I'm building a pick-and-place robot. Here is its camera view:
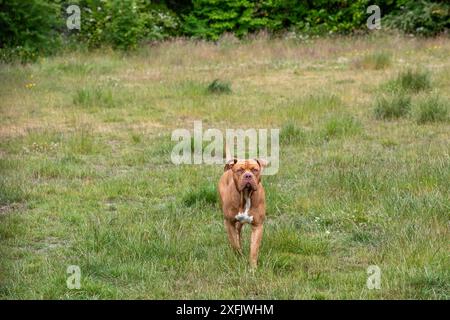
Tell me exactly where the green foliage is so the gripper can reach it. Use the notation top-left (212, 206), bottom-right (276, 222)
top-left (101, 0), bottom-right (146, 50)
top-left (182, 0), bottom-right (371, 39)
top-left (0, 0), bottom-right (62, 62)
top-left (181, 0), bottom-right (449, 38)
top-left (183, 0), bottom-right (267, 40)
top-left (0, 0), bottom-right (448, 61)
top-left (384, 0), bottom-right (450, 36)
top-left (141, 6), bottom-right (180, 40)
top-left (289, 0), bottom-right (370, 35)
top-left (77, 0), bottom-right (179, 49)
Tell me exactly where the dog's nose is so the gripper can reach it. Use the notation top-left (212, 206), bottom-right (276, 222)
top-left (244, 173), bottom-right (252, 180)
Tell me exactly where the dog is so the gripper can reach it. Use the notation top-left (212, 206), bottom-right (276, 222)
top-left (218, 158), bottom-right (266, 268)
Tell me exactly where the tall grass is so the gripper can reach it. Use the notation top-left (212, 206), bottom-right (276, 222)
top-left (353, 52), bottom-right (392, 70)
top-left (388, 69), bottom-right (432, 93)
top-left (73, 87), bottom-right (116, 108)
top-left (414, 94), bottom-right (449, 124)
top-left (374, 94), bottom-right (411, 120)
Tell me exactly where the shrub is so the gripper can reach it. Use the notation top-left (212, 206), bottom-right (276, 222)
top-left (141, 7), bottom-right (180, 41)
top-left (77, 0), bottom-right (180, 49)
top-left (0, 0), bottom-right (62, 62)
top-left (414, 95), bottom-right (448, 124)
top-left (182, 0), bottom-right (267, 40)
top-left (77, 0), bottom-right (144, 50)
top-left (292, 0), bottom-right (369, 35)
top-left (182, 0), bottom-right (370, 39)
top-left (384, 1), bottom-right (450, 36)
top-left (207, 79), bottom-right (232, 94)
top-left (374, 94), bottom-right (412, 120)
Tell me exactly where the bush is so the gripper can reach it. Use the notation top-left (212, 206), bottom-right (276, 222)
top-left (77, 0), bottom-right (179, 49)
top-left (182, 0), bottom-right (371, 39)
top-left (384, 0), bottom-right (450, 36)
top-left (1, 0), bottom-right (448, 61)
top-left (183, 0), bottom-right (267, 40)
top-left (374, 94), bottom-right (412, 120)
top-left (0, 0), bottom-right (62, 62)
top-left (414, 95), bottom-right (448, 124)
top-left (141, 7), bottom-right (180, 41)
top-left (78, 0), bottom-right (142, 50)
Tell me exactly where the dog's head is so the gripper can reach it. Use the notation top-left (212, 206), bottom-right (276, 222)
top-left (224, 159), bottom-right (266, 192)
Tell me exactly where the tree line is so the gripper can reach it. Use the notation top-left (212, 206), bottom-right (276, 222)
top-left (0, 0), bottom-right (449, 62)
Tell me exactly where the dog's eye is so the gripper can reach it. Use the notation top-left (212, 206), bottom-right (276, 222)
top-left (252, 168), bottom-right (259, 173)
top-left (237, 168), bottom-right (244, 173)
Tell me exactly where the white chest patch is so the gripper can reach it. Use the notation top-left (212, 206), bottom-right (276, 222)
top-left (235, 194), bottom-right (253, 224)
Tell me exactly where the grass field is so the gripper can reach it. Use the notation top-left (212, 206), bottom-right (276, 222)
top-left (0, 34), bottom-right (449, 299)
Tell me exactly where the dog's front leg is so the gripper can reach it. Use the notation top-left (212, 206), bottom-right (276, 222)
top-left (235, 221), bottom-right (243, 250)
top-left (224, 219), bottom-right (242, 254)
top-left (249, 223), bottom-right (264, 268)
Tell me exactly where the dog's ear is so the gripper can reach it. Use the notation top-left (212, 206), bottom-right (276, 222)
top-left (255, 158), bottom-right (267, 170)
top-left (224, 159), bottom-right (237, 172)
top-left (254, 159), bottom-right (267, 183)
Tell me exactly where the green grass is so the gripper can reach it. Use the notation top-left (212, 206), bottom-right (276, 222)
top-left (280, 122), bottom-right (305, 145)
top-left (413, 94), bottom-right (449, 124)
top-left (386, 68), bottom-right (432, 93)
top-left (374, 93), bottom-right (412, 120)
top-left (322, 115), bottom-right (362, 139)
top-left (182, 185), bottom-right (218, 207)
top-left (353, 52), bottom-right (392, 70)
top-left (73, 87), bottom-right (116, 108)
top-left (0, 35), bottom-right (449, 299)
top-left (206, 79), bottom-right (232, 94)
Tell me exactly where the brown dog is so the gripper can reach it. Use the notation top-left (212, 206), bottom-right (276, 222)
top-left (218, 158), bottom-right (266, 268)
